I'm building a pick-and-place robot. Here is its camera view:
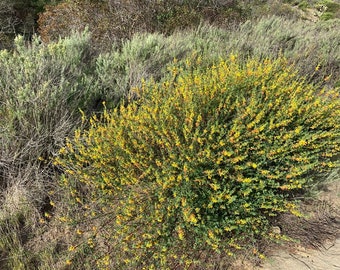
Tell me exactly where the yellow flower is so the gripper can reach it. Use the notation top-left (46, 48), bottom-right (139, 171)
top-left (39, 218), bottom-right (45, 224)
top-left (209, 183), bottom-right (220, 191)
top-left (177, 227), bottom-right (184, 240)
top-left (259, 254), bottom-right (266, 259)
top-left (87, 238), bottom-right (95, 248)
top-left (58, 216), bottom-right (68, 222)
top-left (222, 150), bottom-right (233, 157)
top-left (224, 226), bottom-right (232, 232)
top-left (145, 241), bottom-right (153, 248)
top-left (189, 213), bottom-right (198, 224)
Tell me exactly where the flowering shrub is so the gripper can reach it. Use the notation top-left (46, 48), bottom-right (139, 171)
top-left (56, 55), bottom-right (340, 268)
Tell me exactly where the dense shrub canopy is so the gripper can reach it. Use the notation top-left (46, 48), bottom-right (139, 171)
top-left (56, 55), bottom-right (340, 268)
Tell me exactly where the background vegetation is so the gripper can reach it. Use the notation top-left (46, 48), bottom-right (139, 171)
top-left (0, 0), bottom-right (339, 269)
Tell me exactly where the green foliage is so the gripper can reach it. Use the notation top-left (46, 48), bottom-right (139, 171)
top-left (56, 55), bottom-right (340, 268)
top-left (319, 0), bottom-right (340, 12)
top-left (317, 0), bottom-right (340, 20)
top-left (298, 1), bottom-right (309, 9)
top-left (320, 11), bottom-right (335, 19)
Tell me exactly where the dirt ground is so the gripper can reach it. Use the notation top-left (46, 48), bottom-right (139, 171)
top-left (259, 239), bottom-right (340, 270)
top-left (256, 179), bottom-right (340, 270)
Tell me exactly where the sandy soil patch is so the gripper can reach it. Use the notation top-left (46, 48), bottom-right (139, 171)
top-left (257, 179), bottom-right (340, 270)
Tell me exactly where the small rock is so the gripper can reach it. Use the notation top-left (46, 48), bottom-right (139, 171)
top-left (271, 226), bottom-right (281, 234)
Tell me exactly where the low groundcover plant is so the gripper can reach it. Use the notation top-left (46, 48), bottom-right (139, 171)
top-left (55, 54), bottom-right (340, 269)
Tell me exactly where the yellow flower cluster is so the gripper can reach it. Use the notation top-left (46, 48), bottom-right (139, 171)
top-left (55, 54), bottom-right (340, 268)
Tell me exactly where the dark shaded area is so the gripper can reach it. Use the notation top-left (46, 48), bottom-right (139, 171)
top-left (0, 0), bottom-right (61, 49)
top-left (272, 199), bottom-right (339, 250)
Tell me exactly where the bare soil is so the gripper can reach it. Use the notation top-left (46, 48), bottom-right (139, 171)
top-left (256, 180), bottom-right (340, 270)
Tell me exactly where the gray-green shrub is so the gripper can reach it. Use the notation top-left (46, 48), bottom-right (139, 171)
top-left (0, 30), bottom-right (99, 268)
